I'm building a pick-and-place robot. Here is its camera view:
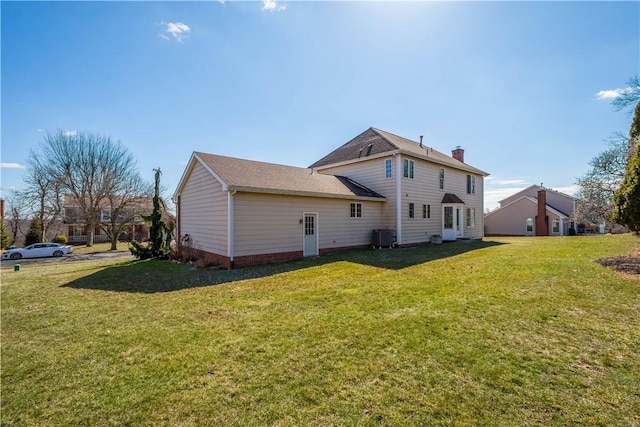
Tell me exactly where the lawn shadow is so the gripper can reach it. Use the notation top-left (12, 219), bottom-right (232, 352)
top-left (62, 239), bottom-right (506, 293)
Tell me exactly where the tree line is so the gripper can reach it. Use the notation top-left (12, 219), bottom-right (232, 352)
top-left (2, 131), bottom-right (173, 253)
top-left (576, 76), bottom-right (640, 234)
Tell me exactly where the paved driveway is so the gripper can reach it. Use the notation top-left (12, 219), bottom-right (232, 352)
top-left (1, 251), bottom-right (134, 266)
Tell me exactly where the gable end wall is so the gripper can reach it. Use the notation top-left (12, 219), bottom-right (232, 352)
top-left (178, 161), bottom-right (228, 257)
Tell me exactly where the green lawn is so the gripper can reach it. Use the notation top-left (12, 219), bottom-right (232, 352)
top-left (2, 235), bottom-right (639, 426)
top-left (69, 241), bottom-right (130, 254)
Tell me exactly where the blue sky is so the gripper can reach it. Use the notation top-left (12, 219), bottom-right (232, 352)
top-left (1, 1), bottom-right (638, 211)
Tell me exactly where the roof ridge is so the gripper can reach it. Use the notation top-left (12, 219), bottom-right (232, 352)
top-left (196, 151), bottom-right (311, 172)
top-left (370, 127), bottom-right (400, 149)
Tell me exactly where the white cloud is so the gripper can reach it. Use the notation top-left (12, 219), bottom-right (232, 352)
top-left (552, 185), bottom-right (578, 197)
top-left (1, 162), bottom-right (27, 169)
top-left (263, 0), bottom-right (286, 11)
top-left (62, 130), bottom-right (77, 137)
top-left (160, 22), bottom-right (191, 43)
top-left (595, 87), bottom-right (632, 100)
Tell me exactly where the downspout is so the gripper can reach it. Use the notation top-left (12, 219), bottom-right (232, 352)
top-left (228, 190), bottom-right (236, 269)
top-left (395, 154), bottom-right (402, 246)
top-left (175, 195), bottom-right (181, 251)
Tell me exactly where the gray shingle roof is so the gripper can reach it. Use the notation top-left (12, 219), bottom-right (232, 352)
top-left (310, 127), bottom-right (488, 176)
top-left (194, 152), bottom-right (385, 201)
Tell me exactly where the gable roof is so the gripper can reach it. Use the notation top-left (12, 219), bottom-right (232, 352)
top-left (310, 127), bottom-right (488, 176)
top-left (174, 152), bottom-right (385, 201)
top-left (498, 185), bottom-right (577, 205)
top-left (485, 196), bottom-right (570, 219)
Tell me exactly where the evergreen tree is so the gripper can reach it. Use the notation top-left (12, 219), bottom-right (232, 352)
top-left (129, 169), bottom-right (174, 259)
top-left (0, 221), bottom-right (12, 249)
top-left (24, 218), bottom-right (43, 246)
top-left (612, 143), bottom-right (640, 234)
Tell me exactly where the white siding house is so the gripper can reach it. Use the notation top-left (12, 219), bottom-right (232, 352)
top-left (175, 128), bottom-right (488, 268)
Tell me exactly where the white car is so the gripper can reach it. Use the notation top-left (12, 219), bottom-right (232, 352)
top-left (2, 243), bottom-right (74, 260)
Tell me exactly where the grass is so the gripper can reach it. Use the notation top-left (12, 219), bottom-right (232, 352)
top-left (68, 242), bottom-right (130, 254)
top-left (1, 235), bottom-right (639, 426)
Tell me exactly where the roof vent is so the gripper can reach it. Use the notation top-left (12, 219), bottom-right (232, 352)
top-left (358, 146), bottom-right (364, 158)
top-left (366, 144), bottom-right (373, 156)
top-left (419, 135), bottom-right (423, 148)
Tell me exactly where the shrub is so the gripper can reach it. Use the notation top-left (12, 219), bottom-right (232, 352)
top-left (52, 235), bottom-right (68, 244)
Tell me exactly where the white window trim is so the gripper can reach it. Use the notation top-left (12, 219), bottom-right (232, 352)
top-left (466, 208), bottom-right (475, 228)
top-left (350, 202), bottom-right (363, 218)
top-left (403, 159), bottom-right (414, 179)
top-left (385, 159), bottom-right (392, 179)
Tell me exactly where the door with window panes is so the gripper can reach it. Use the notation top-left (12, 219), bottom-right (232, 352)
top-left (303, 213), bottom-right (318, 256)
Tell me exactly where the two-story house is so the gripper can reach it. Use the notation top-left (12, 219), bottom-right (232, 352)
top-left (484, 185), bottom-right (577, 236)
top-left (174, 127), bottom-right (488, 268)
top-left (63, 194), bottom-right (152, 244)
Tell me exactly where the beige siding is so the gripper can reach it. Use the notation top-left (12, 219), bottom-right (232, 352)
top-left (233, 192), bottom-right (384, 256)
top-left (400, 156), bottom-right (484, 244)
top-left (179, 161), bottom-right (228, 255)
top-left (318, 156), bottom-right (397, 229)
top-left (485, 197), bottom-right (564, 236)
top-left (485, 198), bottom-right (537, 236)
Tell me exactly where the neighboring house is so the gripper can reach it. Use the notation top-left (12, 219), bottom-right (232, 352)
top-left (63, 194), bottom-right (152, 244)
top-left (484, 185), bottom-right (578, 236)
top-left (174, 127), bottom-right (488, 268)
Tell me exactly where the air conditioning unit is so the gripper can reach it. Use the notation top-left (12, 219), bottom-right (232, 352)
top-left (372, 229), bottom-right (395, 249)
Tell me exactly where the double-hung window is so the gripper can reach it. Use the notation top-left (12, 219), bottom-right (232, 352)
top-left (385, 159), bottom-right (392, 179)
top-left (466, 208), bottom-right (475, 227)
top-left (409, 203), bottom-right (415, 219)
top-left (467, 175), bottom-right (476, 194)
top-left (439, 169), bottom-right (445, 189)
top-left (350, 202), bottom-right (362, 218)
top-left (403, 159), bottom-right (414, 179)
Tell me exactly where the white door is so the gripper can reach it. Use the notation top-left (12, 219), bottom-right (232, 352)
top-left (303, 213), bottom-right (318, 256)
top-left (442, 205), bottom-right (464, 241)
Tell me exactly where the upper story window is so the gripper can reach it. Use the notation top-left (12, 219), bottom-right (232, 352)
top-left (385, 159), bottom-right (392, 179)
top-left (350, 202), bottom-right (362, 218)
top-left (467, 175), bottom-right (476, 194)
top-left (403, 159), bottom-right (414, 179)
top-left (408, 203), bottom-right (415, 218)
top-left (439, 169), bottom-right (445, 189)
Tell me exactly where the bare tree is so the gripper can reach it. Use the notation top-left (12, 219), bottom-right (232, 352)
top-left (100, 173), bottom-right (153, 250)
top-left (19, 151), bottom-right (64, 242)
top-left (575, 133), bottom-right (628, 230)
top-left (4, 193), bottom-right (27, 245)
top-left (612, 76), bottom-right (640, 112)
top-left (39, 130), bottom-right (145, 247)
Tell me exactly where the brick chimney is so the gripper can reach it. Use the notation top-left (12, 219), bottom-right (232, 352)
top-left (535, 189), bottom-right (549, 236)
top-left (452, 146), bottom-right (464, 163)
